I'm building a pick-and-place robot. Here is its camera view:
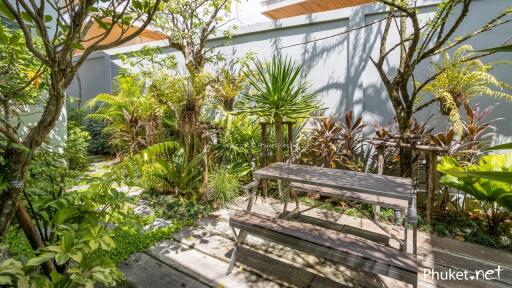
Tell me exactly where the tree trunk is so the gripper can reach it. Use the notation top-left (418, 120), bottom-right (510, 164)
top-left (16, 202), bottom-right (55, 275)
top-left (274, 116), bottom-right (283, 162)
top-left (397, 114), bottom-right (413, 178)
top-left (0, 149), bottom-right (30, 240)
top-left (180, 103), bottom-right (199, 160)
top-left (0, 70), bottom-right (66, 239)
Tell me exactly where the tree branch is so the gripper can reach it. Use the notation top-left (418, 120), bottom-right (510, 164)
top-left (414, 98), bottom-right (438, 113)
top-left (1, 0), bottom-right (49, 64)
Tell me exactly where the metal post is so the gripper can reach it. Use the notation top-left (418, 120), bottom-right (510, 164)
top-left (227, 226), bottom-right (240, 275)
top-left (375, 146), bottom-right (385, 220)
top-left (260, 123), bottom-right (268, 198)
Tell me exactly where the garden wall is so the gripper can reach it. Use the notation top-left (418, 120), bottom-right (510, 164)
top-left (67, 0), bottom-right (512, 140)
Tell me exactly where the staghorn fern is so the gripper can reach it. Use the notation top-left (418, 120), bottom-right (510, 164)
top-left (420, 45), bottom-right (512, 134)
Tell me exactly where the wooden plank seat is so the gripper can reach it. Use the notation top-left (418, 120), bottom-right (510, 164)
top-left (227, 211), bottom-right (417, 285)
top-left (289, 182), bottom-right (409, 210)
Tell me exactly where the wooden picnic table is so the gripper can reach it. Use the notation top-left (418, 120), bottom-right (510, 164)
top-left (246, 162), bottom-right (417, 254)
top-left (228, 162), bottom-right (418, 286)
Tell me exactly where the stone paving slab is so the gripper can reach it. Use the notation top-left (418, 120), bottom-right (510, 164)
top-left (119, 253), bottom-right (209, 288)
top-left (149, 239), bottom-right (282, 288)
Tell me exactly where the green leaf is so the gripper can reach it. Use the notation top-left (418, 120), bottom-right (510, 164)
top-left (62, 233), bottom-right (75, 251)
top-left (95, 19), bottom-right (110, 30)
top-left (0, 1), bottom-right (15, 20)
top-left (55, 252), bottom-right (70, 265)
top-left (68, 42), bottom-right (85, 50)
top-left (20, 11), bottom-right (34, 23)
top-left (0, 276), bottom-right (12, 285)
top-left (43, 245), bottom-right (62, 253)
top-left (478, 44), bottom-right (512, 53)
top-left (0, 25), bottom-right (5, 42)
top-left (99, 236), bottom-right (115, 250)
top-left (8, 33), bottom-right (21, 45)
top-left (89, 239), bottom-right (99, 251)
top-left (16, 277), bottom-right (29, 288)
top-left (26, 253), bottom-right (55, 266)
top-left (462, 171), bottom-right (512, 185)
top-left (70, 251), bottom-right (83, 263)
top-left (44, 15), bottom-right (53, 22)
top-left (54, 207), bottom-right (74, 224)
top-left (132, 0), bottom-right (143, 11)
top-left (486, 142), bottom-right (512, 151)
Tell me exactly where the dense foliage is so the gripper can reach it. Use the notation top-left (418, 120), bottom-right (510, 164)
top-left (88, 76), bottom-right (164, 157)
top-left (438, 154), bottom-right (512, 235)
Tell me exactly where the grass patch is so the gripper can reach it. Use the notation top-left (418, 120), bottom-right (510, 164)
top-left (103, 194), bottom-right (212, 264)
top-left (105, 222), bottom-right (185, 264)
top-left (298, 196), bottom-right (396, 223)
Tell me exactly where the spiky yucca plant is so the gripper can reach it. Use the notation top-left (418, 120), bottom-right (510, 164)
top-left (239, 55), bottom-right (321, 162)
top-left (422, 45), bottom-right (512, 134)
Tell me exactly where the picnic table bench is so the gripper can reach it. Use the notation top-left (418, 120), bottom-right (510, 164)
top-left (227, 163), bottom-right (418, 286)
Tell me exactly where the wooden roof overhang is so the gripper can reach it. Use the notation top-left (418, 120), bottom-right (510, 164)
top-left (263, 0), bottom-right (375, 19)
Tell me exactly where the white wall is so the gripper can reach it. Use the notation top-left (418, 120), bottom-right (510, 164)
top-left (67, 0), bottom-right (512, 140)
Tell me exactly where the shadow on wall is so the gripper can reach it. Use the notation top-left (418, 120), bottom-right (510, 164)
top-left (213, 15), bottom-right (350, 116)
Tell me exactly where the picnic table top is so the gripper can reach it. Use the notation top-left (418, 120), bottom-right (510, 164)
top-left (254, 163), bottom-right (413, 200)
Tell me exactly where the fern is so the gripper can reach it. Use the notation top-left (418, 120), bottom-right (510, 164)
top-left (419, 45), bottom-right (512, 134)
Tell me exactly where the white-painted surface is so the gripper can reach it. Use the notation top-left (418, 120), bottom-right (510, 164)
top-left (67, 0), bottom-right (512, 140)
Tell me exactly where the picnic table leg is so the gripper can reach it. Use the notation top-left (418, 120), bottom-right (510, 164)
top-left (246, 179), bottom-right (260, 212)
top-left (292, 187), bottom-right (300, 210)
top-left (403, 219), bottom-right (408, 253)
top-left (280, 180), bottom-right (289, 215)
top-left (375, 146), bottom-right (385, 221)
top-left (411, 193), bottom-right (418, 255)
top-left (240, 178), bottom-right (260, 244)
top-left (394, 209), bottom-right (401, 225)
top-left (227, 227), bottom-right (241, 275)
top-left (407, 192), bottom-right (418, 254)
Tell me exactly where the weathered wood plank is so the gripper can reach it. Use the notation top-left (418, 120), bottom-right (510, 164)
top-left (290, 182), bottom-right (409, 209)
top-left (254, 163), bottom-right (412, 200)
top-left (283, 212), bottom-right (390, 245)
top-left (230, 211), bottom-right (417, 284)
